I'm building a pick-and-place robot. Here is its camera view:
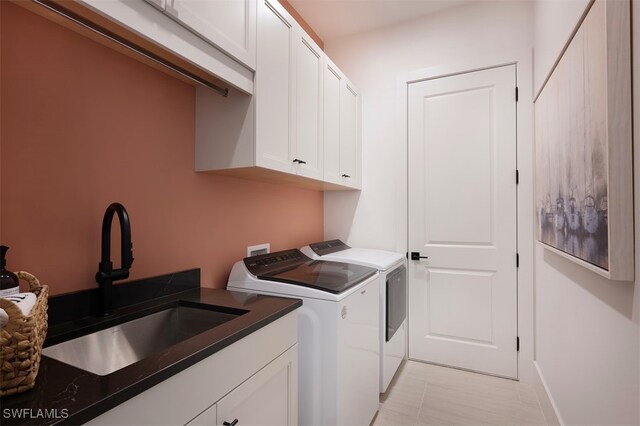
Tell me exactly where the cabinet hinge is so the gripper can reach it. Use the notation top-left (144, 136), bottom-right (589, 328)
top-left (515, 87), bottom-right (519, 102)
top-left (517, 336), bottom-right (520, 351)
top-left (516, 169), bottom-right (519, 185)
top-left (516, 253), bottom-right (520, 268)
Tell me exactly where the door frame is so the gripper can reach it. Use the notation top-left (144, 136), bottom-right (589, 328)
top-left (397, 49), bottom-right (535, 382)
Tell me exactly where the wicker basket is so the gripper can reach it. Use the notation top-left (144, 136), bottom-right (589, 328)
top-left (0, 272), bottom-right (48, 397)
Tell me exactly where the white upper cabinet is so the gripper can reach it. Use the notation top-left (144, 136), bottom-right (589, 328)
top-left (340, 77), bottom-right (360, 188)
top-left (293, 26), bottom-right (324, 180)
top-left (80, 0), bottom-right (253, 93)
top-left (255, 0), bottom-right (296, 174)
top-left (323, 57), bottom-right (343, 185)
top-left (255, 0), bottom-right (323, 180)
top-left (163, 0), bottom-right (257, 70)
top-left (72, 0), bottom-right (357, 189)
top-left (144, 0), bottom-right (166, 11)
top-left (194, 0), bottom-right (360, 190)
top-left (323, 56), bottom-right (361, 189)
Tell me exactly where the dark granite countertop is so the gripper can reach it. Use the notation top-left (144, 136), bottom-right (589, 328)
top-left (1, 270), bottom-right (301, 425)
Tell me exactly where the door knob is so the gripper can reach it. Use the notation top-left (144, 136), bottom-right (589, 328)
top-left (409, 252), bottom-right (428, 261)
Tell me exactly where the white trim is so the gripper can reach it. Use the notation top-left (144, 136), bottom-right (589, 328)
top-left (533, 361), bottom-right (564, 425)
top-left (398, 47), bottom-right (536, 382)
top-left (397, 48), bottom-right (528, 87)
top-left (533, 0), bottom-right (595, 101)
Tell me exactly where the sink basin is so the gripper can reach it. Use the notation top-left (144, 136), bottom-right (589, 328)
top-left (42, 301), bottom-right (246, 376)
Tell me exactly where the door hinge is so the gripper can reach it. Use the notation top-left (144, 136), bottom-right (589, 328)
top-left (516, 253), bottom-right (520, 268)
top-left (517, 336), bottom-right (520, 351)
top-left (515, 86), bottom-right (519, 102)
top-left (516, 169), bottom-right (519, 185)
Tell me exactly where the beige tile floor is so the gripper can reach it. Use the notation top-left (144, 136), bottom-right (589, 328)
top-left (372, 360), bottom-right (548, 426)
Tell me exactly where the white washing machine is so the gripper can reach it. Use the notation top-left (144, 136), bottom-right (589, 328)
top-left (300, 240), bottom-right (406, 393)
top-left (227, 249), bottom-right (380, 426)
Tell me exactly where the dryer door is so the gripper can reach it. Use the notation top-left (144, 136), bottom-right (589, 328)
top-left (386, 265), bottom-right (407, 342)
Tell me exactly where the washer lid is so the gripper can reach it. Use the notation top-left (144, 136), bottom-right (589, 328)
top-left (306, 240), bottom-right (405, 271)
top-left (259, 260), bottom-right (376, 294)
top-left (319, 248), bottom-right (405, 271)
top-left (243, 249), bottom-right (376, 294)
top-left (308, 239), bottom-right (350, 256)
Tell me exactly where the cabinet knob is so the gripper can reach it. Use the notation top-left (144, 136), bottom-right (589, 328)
top-left (342, 174), bottom-right (350, 178)
top-left (293, 159), bottom-right (307, 165)
top-left (223, 420), bottom-right (239, 426)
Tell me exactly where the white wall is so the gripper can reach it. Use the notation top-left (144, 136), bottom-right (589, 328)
top-left (324, 0), bottom-right (533, 251)
top-left (323, 0), bottom-right (536, 380)
top-left (532, 0), bottom-right (640, 424)
top-left (533, 0), bottom-right (590, 94)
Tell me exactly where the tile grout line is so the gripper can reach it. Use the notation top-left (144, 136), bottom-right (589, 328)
top-left (382, 361), bottom-right (548, 425)
top-left (416, 369), bottom-right (429, 422)
top-left (516, 382), bottom-right (548, 425)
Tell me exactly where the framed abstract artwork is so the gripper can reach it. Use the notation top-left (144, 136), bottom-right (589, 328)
top-left (534, 0), bottom-right (633, 280)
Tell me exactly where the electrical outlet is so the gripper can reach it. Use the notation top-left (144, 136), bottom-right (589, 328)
top-left (247, 243), bottom-right (270, 257)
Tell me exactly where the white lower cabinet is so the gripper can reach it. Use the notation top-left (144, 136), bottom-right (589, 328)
top-left (189, 346), bottom-right (297, 426)
top-left (87, 312), bottom-right (297, 426)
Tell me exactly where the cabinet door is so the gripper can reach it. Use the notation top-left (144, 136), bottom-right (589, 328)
top-left (187, 403), bottom-right (217, 426)
top-left (144, 0), bottom-right (165, 11)
top-left (165, 0), bottom-right (257, 70)
top-left (323, 57), bottom-right (343, 185)
top-left (293, 27), bottom-right (323, 180)
top-left (216, 345), bottom-right (298, 426)
top-left (255, 0), bottom-right (296, 174)
top-left (340, 79), bottom-right (360, 188)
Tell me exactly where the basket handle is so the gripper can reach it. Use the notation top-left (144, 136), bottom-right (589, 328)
top-left (15, 271), bottom-right (42, 293)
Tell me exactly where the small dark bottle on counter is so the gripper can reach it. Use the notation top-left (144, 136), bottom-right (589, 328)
top-left (0, 245), bottom-right (19, 297)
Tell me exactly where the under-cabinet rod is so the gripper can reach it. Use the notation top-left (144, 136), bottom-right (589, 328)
top-left (33, 0), bottom-right (230, 98)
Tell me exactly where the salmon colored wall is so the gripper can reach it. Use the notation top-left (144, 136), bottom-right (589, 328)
top-left (0, 2), bottom-right (323, 295)
top-left (277, 0), bottom-right (324, 50)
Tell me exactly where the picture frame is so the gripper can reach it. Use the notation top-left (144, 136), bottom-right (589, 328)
top-left (534, 0), bottom-right (633, 280)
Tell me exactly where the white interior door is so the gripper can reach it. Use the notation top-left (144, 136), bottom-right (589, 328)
top-left (407, 65), bottom-right (518, 378)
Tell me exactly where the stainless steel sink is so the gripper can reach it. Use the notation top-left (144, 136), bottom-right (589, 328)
top-left (43, 302), bottom-right (245, 376)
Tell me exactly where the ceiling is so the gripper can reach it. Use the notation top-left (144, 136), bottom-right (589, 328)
top-left (288, 0), bottom-right (473, 42)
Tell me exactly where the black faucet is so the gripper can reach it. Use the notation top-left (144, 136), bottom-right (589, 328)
top-left (95, 203), bottom-right (134, 316)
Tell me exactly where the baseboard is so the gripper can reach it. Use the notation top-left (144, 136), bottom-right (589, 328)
top-left (533, 361), bottom-right (563, 426)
